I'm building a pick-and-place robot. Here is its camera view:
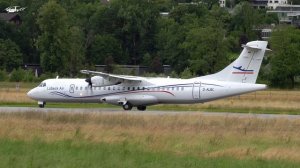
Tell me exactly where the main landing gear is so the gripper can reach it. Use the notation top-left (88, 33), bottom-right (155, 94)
top-left (122, 103), bottom-right (147, 111)
top-left (137, 105), bottom-right (146, 111)
top-left (122, 103), bottom-right (133, 110)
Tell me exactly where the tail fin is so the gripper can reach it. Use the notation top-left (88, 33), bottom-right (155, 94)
top-left (200, 41), bottom-right (268, 83)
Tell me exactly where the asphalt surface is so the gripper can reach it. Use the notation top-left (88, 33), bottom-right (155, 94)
top-left (0, 107), bottom-right (299, 120)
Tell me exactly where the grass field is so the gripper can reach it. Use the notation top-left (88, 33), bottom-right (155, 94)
top-left (1, 82), bottom-right (300, 114)
top-left (0, 112), bottom-right (300, 167)
top-left (1, 82), bottom-right (300, 166)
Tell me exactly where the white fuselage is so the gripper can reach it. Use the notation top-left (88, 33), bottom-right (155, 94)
top-left (27, 77), bottom-right (267, 106)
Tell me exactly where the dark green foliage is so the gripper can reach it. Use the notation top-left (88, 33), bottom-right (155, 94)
top-left (269, 26), bottom-right (300, 88)
top-left (0, 39), bottom-right (22, 72)
top-left (66, 26), bottom-right (85, 77)
top-left (182, 26), bottom-right (229, 75)
top-left (89, 34), bottom-right (123, 65)
top-left (36, 0), bottom-right (70, 74)
top-left (1, 0), bottom-right (297, 88)
top-left (149, 56), bottom-right (163, 73)
top-left (0, 69), bottom-right (7, 81)
top-left (9, 68), bottom-right (25, 82)
top-left (23, 70), bottom-right (36, 82)
top-left (180, 67), bottom-right (194, 79)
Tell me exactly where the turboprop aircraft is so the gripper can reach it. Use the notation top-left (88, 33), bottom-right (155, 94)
top-left (27, 41), bottom-right (269, 111)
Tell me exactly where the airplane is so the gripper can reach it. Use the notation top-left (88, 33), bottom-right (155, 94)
top-left (27, 41), bottom-right (269, 111)
top-left (5, 6), bottom-right (26, 13)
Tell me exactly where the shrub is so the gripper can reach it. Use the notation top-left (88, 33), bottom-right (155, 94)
top-left (180, 67), bottom-right (194, 79)
top-left (23, 70), bottom-right (35, 82)
top-left (9, 68), bottom-right (25, 82)
top-left (0, 69), bottom-right (7, 81)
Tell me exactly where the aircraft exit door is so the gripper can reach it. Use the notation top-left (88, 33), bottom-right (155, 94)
top-left (192, 82), bottom-right (201, 99)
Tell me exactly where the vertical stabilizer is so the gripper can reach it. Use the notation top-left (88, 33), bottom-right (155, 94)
top-left (200, 41), bottom-right (268, 84)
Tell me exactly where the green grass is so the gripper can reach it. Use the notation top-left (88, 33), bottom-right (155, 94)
top-left (0, 139), bottom-right (298, 168)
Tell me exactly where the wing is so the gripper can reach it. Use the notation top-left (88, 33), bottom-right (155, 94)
top-left (80, 70), bottom-right (145, 83)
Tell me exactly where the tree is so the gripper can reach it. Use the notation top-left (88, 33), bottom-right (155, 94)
top-left (181, 26), bottom-right (229, 75)
top-left (66, 26), bottom-right (85, 77)
top-left (0, 39), bottom-right (23, 72)
top-left (149, 56), bottom-right (163, 73)
top-left (269, 26), bottom-right (300, 88)
top-left (156, 18), bottom-right (187, 72)
top-left (230, 2), bottom-right (260, 45)
top-left (89, 34), bottom-right (123, 65)
top-left (36, 0), bottom-right (69, 73)
top-left (12, 0), bottom-right (48, 64)
top-left (111, 0), bottom-right (159, 64)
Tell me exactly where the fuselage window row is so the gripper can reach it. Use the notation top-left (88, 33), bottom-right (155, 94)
top-left (70, 85), bottom-right (186, 92)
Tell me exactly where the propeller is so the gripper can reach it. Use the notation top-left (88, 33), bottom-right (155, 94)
top-left (85, 78), bottom-right (92, 87)
top-left (85, 77), bottom-right (93, 93)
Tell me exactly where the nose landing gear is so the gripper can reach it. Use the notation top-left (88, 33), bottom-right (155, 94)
top-left (38, 101), bottom-right (46, 108)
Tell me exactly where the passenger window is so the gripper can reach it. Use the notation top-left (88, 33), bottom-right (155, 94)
top-left (104, 87), bottom-right (106, 90)
top-left (137, 87), bottom-right (140, 90)
top-left (80, 87), bottom-right (82, 90)
top-left (113, 87), bottom-right (115, 90)
top-left (85, 87), bottom-right (87, 90)
top-left (181, 87), bottom-right (184, 91)
top-left (108, 87), bottom-right (110, 90)
top-left (128, 87), bottom-right (130, 90)
top-left (76, 87), bottom-right (78, 90)
top-left (132, 87), bottom-right (135, 91)
top-left (123, 87), bottom-right (125, 90)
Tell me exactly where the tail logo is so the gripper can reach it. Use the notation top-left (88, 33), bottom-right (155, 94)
top-left (232, 66), bottom-right (254, 74)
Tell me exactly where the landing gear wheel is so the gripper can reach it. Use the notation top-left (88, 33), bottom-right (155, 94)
top-left (38, 101), bottom-right (46, 108)
top-left (137, 105), bottom-right (146, 111)
top-left (122, 103), bottom-right (133, 110)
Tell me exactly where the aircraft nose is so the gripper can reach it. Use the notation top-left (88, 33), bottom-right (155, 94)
top-left (27, 88), bottom-right (37, 100)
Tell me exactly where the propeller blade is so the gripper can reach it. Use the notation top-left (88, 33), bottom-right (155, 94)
top-left (85, 78), bottom-right (92, 87)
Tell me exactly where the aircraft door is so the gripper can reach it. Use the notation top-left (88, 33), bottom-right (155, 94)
top-left (69, 84), bottom-right (75, 93)
top-left (192, 82), bottom-right (201, 99)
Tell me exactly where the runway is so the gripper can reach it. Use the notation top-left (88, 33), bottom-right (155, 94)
top-left (0, 107), bottom-right (299, 120)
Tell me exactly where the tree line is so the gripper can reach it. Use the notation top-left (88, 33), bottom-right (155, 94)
top-left (0, 0), bottom-right (299, 88)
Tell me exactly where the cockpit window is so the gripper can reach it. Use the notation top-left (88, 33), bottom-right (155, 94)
top-left (38, 82), bottom-right (46, 87)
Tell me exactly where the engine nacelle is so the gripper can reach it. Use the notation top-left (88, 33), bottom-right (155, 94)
top-left (91, 76), bottom-right (115, 86)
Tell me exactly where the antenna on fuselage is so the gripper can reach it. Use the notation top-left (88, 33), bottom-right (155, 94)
top-left (56, 76), bottom-right (59, 79)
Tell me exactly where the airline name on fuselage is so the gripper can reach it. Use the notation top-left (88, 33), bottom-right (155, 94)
top-left (47, 86), bottom-right (64, 91)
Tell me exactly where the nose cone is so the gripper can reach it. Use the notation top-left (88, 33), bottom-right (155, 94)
top-left (27, 88), bottom-right (37, 100)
